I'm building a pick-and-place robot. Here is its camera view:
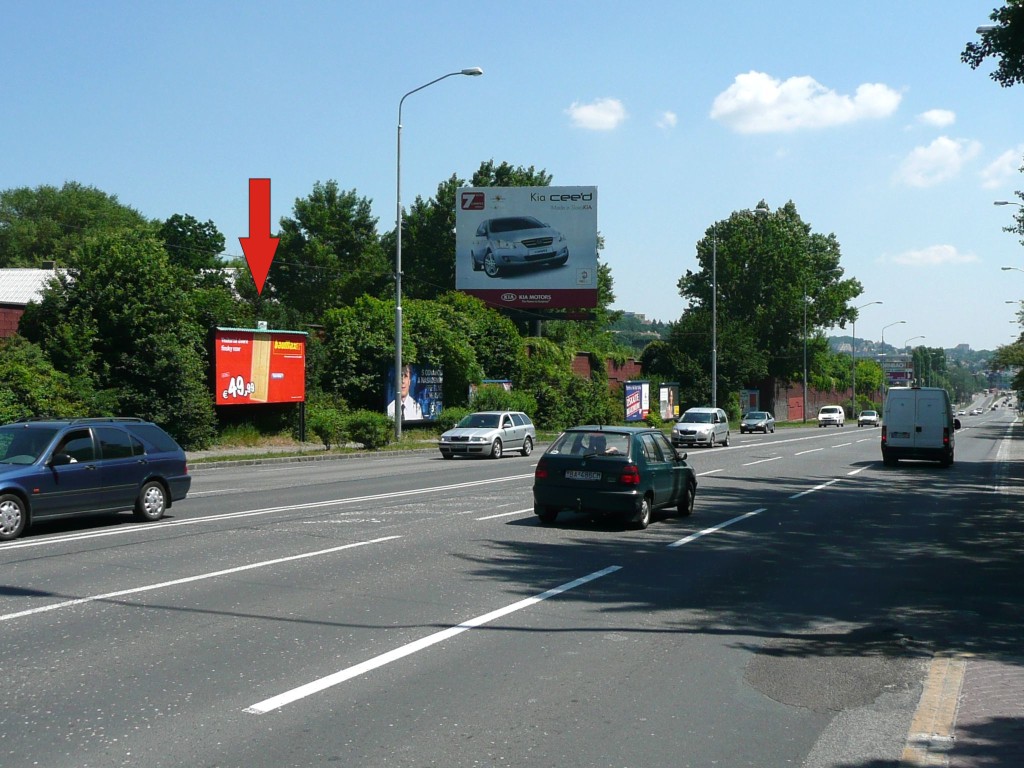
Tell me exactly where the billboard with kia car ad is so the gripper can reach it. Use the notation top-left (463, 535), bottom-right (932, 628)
top-left (214, 327), bottom-right (307, 406)
top-left (455, 186), bottom-right (598, 309)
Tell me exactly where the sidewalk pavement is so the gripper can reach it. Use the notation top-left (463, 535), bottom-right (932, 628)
top-left (185, 440), bottom-right (438, 469)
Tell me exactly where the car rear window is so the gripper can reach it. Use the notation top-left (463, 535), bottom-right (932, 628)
top-left (125, 423), bottom-right (182, 453)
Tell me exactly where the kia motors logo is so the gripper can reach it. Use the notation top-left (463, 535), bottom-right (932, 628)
top-left (461, 192), bottom-right (485, 210)
top-left (500, 292), bottom-right (517, 302)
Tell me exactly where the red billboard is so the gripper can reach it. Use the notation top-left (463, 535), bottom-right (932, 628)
top-left (214, 328), bottom-right (307, 406)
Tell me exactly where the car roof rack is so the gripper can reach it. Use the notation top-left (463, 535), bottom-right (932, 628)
top-left (9, 416), bottom-right (146, 425)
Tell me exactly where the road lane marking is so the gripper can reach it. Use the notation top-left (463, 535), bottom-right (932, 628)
top-left (0, 475), bottom-right (535, 551)
top-left (697, 468), bottom-right (725, 476)
top-left (244, 565), bottom-right (623, 714)
top-left (0, 536), bottom-right (401, 623)
top-left (742, 457), bottom-right (782, 467)
top-left (833, 442), bottom-right (853, 448)
top-left (476, 507), bottom-right (533, 521)
top-left (667, 508), bottom-right (766, 548)
top-left (789, 479), bottom-right (841, 499)
top-left (847, 467), bottom-right (868, 476)
top-left (795, 448), bottom-right (823, 456)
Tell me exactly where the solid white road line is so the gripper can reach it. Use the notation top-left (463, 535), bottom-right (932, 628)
top-left (742, 457), bottom-right (782, 467)
top-left (476, 507), bottom-right (533, 520)
top-left (244, 565), bottom-right (623, 714)
top-left (0, 536), bottom-right (401, 623)
top-left (667, 508), bottom-right (766, 548)
top-left (794, 448), bottom-right (824, 456)
top-left (789, 479), bottom-right (841, 499)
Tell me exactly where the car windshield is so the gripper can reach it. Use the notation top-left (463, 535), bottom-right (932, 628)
top-left (862, 411), bottom-right (877, 417)
top-left (457, 413), bottom-right (500, 429)
top-left (489, 217), bottom-right (544, 233)
top-left (0, 426), bottom-right (59, 465)
top-left (681, 412), bottom-right (713, 423)
top-left (745, 412), bottom-right (768, 420)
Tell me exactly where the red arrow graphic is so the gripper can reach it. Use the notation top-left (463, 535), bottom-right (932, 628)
top-left (239, 178), bottom-right (279, 296)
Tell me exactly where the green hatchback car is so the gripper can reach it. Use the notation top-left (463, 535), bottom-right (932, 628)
top-left (532, 426), bottom-right (697, 529)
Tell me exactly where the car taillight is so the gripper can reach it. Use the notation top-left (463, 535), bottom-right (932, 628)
top-left (881, 426), bottom-right (887, 446)
top-left (619, 464), bottom-right (641, 485)
top-left (184, 463), bottom-right (189, 475)
top-left (535, 461), bottom-right (548, 480)
top-left (943, 428), bottom-right (949, 446)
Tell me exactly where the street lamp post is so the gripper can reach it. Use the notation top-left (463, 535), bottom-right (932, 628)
top-left (880, 320), bottom-right (906, 394)
top-left (851, 301), bottom-right (882, 416)
top-left (904, 335), bottom-right (925, 385)
top-left (394, 67), bottom-right (482, 440)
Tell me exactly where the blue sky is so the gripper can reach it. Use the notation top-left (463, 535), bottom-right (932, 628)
top-left (4, 1), bottom-right (1022, 351)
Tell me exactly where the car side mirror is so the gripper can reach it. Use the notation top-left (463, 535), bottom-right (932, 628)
top-left (50, 452), bottom-right (74, 467)
top-left (953, 418), bottom-right (962, 430)
top-left (675, 450), bottom-right (688, 462)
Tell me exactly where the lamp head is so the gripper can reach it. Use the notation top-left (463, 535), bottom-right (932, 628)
top-left (461, 67), bottom-right (484, 76)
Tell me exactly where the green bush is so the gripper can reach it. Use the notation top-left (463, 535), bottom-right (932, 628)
top-left (344, 409), bottom-right (392, 450)
top-left (306, 404), bottom-right (346, 449)
top-left (469, 385), bottom-right (538, 415)
top-left (217, 422), bottom-right (263, 447)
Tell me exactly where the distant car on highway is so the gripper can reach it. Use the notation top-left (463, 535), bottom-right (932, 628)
top-left (672, 407), bottom-right (730, 448)
top-left (857, 410), bottom-right (880, 427)
top-left (817, 405), bottom-right (845, 427)
top-left (740, 411), bottom-right (775, 434)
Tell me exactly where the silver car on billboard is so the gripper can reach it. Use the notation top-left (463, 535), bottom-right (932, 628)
top-left (470, 216), bottom-right (569, 277)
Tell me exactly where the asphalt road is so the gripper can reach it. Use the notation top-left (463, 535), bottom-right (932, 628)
top-left (1, 406), bottom-right (1020, 768)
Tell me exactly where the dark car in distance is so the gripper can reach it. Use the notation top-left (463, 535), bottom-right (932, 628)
top-left (740, 411), bottom-right (775, 434)
top-left (0, 417), bottom-right (191, 541)
top-left (532, 426), bottom-right (696, 529)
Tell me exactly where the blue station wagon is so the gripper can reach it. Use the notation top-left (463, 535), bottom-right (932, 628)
top-left (532, 426), bottom-right (697, 529)
top-left (0, 417), bottom-right (191, 541)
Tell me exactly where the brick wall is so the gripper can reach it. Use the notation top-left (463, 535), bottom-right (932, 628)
top-left (0, 306), bottom-right (23, 338)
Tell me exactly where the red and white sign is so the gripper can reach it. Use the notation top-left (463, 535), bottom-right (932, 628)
top-left (214, 328), bottom-right (307, 406)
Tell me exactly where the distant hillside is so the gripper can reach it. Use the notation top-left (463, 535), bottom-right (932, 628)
top-left (828, 336), bottom-right (991, 366)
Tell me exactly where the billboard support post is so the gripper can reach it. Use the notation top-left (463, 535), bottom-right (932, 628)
top-left (394, 67), bottom-right (483, 441)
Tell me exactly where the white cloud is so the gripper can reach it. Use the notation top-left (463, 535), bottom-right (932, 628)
top-left (565, 98), bottom-right (627, 130)
top-left (656, 110), bottom-right (678, 129)
top-left (918, 109), bottom-right (956, 128)
top-left (894, 136), bottom-right (982, 187)
top-left (709, 71), bottom-right (901, 133)
top-left (890, 245), bottom-right (979, 266)
top-left (980, 145), bottom-right (1024, 189)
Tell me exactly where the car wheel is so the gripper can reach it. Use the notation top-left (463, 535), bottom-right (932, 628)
top-left (0, 493), bottom-right (28, 541)
top-left (632, 496), bottom-right (652, 530)
top-left (708, 434), bottom-right (715, 448)
top-left (134, 481), bottom-right (167, 522)
top-left (883, 455), bottom-right (897, 467)
top-left (483, 252), bottom-right (501, 277)
top-left (489, 439), bottom-right (503, 459)
top-left (677, 482), bottom-right (695, 517)
top-left (770, 425), bottom-right (775, 433)
top-left (535, 505), bottom-right (558, 524)
top-left (521, 437), bottom-right (533, 457)
top-left (441, 452), bottom-right (454, 460)
top-left (723, 431), bottom-right (730, 447)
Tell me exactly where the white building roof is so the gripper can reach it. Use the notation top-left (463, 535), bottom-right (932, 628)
top-left (0, 268), bottom-right (58, 305)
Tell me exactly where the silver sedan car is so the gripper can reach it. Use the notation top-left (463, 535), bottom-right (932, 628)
top-left (740, 411), bottom-right (775, 434)
top-left (438, 411), bottom-right (536, 459)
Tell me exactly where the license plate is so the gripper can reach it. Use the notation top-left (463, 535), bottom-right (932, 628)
top-left (565, 470), bottom-right (601, 481)
top-left (891, 431), bottom-right (911, 438)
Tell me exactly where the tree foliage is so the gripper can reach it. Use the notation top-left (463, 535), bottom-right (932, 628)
top-left (19, 228), bottom-right (215, 448)
top-left (0, 336), bottom-right (91, 423)
top-left (962, 2), bottom-right (1024, 87)
top-left (0, 182), bottom-right (148, 268)
top-left (158, 213), bottom-right (226, 274)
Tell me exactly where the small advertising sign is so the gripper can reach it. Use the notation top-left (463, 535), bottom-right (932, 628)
top-left (214, 328), bottom-right (307, 406)
top-left (386, 363), bottom-right (443, 423)
top-left (455, 186), bottom-right (598, 310)
top-left (659, 384), bottom-right (680, 420)
top-left (625, 381), bottom-right (650, 422)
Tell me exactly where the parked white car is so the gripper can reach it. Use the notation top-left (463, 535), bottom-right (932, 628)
top-left (672, 407), bottom-right (730, 448)
top-left (817, 405), bottom-right (845, 427)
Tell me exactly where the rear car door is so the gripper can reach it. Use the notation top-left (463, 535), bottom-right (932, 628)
top-left (95, 426), bottom-right (148, 509)
top-left (915, 390), bottom-right (947, 449)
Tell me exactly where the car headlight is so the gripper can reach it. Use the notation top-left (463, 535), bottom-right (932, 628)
top-left (470, 436), bottom-right (487, 442)
top-left (494, 239), bottom-right (515, 249)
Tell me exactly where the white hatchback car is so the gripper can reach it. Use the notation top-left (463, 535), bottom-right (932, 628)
top-left (817, 405), bottom-right (845, 427)
top-left (672, 407), bottom-right (730, 448)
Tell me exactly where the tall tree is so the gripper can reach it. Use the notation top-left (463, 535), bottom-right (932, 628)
top-left (675, 201), bottom-right (862, 395)
top-left (270, 181), bottom-right (389, 319)
top-left (158, 213), bottom-right (226, 274)
top-left (0, 182), bottom-right (148, 268)
top-left (19, 229), bottom-right (215, 448)
top-left (962, 2), bottom-right (1024, 87)
top-left (471, 160), bottom-right (553, 188)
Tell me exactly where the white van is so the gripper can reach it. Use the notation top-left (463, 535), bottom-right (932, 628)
top-left (881, 386), bottom-right (959, 467)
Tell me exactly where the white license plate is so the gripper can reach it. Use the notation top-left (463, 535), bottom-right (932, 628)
top-left (565, 470), bottom-right (602, 481)
top-left (891, 431), bottom-right (911, 438)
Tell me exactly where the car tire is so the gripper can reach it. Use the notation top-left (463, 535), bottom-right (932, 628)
top-left (535, 505), bottom-right (558, 524)
top-left (133, 481), bottom-right (167, 522)
top-left (521, 437), bottom-right (533, 457)
top-left (723, 431), bottom-right (730, 447)
top-left (441, 452), bottom-right (454, 460)
top-left (770, 425), bottom-right (775, 433)
top-left (677, 482), bottom-right (694, 517)
top-left (489, 439), bottom-right (503, 459)
top-left (883, 455), bottom-right (897, 467)
top-left (0, 493), bottom-right (28, 542)
top-left (483, 252), bottom-right (501, 278)
top-left (708, 434), bottom-right (716, 448)
top-left (632, 496), bottom-right (652, 530)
